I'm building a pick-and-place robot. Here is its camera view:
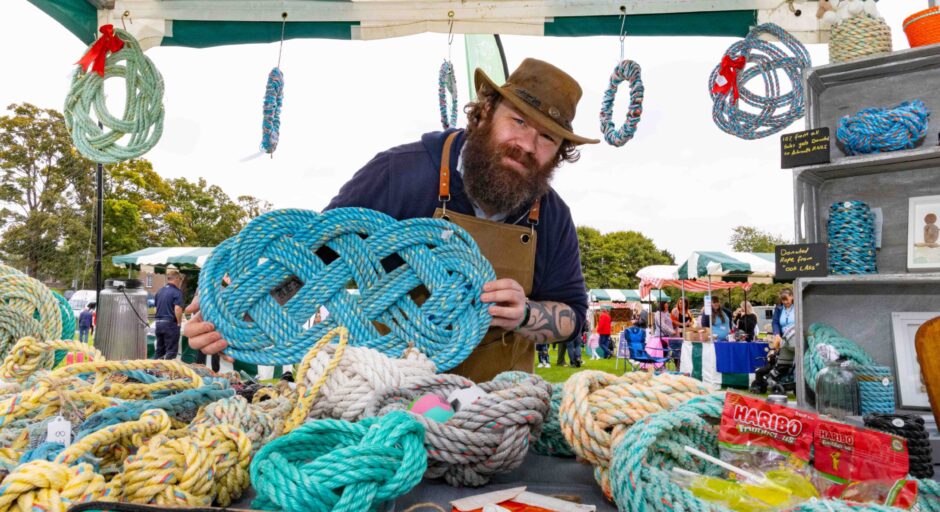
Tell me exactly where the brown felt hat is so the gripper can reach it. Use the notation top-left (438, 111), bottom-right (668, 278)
top-left (475, 58), bottom-right (599, 145)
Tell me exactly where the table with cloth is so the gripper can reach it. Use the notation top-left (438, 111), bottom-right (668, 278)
top-left (679, 340), bottom-right (769, 389)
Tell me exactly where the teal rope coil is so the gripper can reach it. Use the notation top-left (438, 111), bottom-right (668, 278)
top-left (64, 27), bottom-right (165, 164)
top-left (828, 201), bottom-right (877, 275)
top-left (438, 60), bottom-right (458, 129)
top-left (837, 100), bottom-right (930, 156)
top-left (199, 208), bottom-right (495, 369)
top-left (50, 291), bottom-right (75, 368)
top-left (261, 67), bottom-right (284, 155)
top-left (803, 323), bottom-right (876, 392)
top-left (855, 365), bottom-right (896, 415)
top-left (709, 23), bottom-right (810, 140)
top-left (0, 264), bottom-right (62, 365)
top-left (599, 60), bottom-right (644, 147)
top-left (251, 410), bottom-right (426, 512)
top-left (493, 371), bottom-right (573, 457)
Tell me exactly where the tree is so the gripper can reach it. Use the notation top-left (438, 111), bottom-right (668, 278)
top-left (0, 103), bottom-right (95, 280)
top-left (729, 225), bottom-right (789, 253)
top-left (577, 226), bottom-right (674, 289)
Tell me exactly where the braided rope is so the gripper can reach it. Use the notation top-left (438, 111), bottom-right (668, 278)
top-left (251, 410), bottom-right (427, 512)
top-left (804, 323), bottom-right (876, 391)
top-left (261, 67), bottom-right (284, 155)
top-left (199, 208), bottom-right (495, 369)
top-left (438, 60), bottom-right (458, 129)
top-left (0, 267), bottom-right (62, 364)
top-left (855, 365), bottom-right (896, 415)
top-left (709, 23), bottom-right (810, 140)
top-left (64, 28), bottom-right (165, 164)
top-left (864, 413), bottom-right (934, 479)
top-left (599, 60), bottom-right (644, 147)
top-left (293, 328), bottom-right (436, 424)
top-left (828, 201), bottom-right (877, 275)
top-left (493, 371), bottom-right (573, 457)
top-left (367, 372), bottom-right (551, 487)
top-left (836, 100), bottom-right (930, 156)
top-left (559, 371), bottom-right (713, 498)
top-left (829, 14), bottom-right (893, 64)
top-left (190, 394), bottom-right (292, 454)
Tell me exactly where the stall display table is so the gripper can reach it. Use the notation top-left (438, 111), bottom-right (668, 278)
top-left (679, 340), bottom-right (768, 389)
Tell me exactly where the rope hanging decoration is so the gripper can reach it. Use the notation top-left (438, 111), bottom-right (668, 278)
top-left (438, 60), bottom-right (458, 129)
top-left (292, 327), bottom-right (436, 425)
top-left (836, 100), bottom-right (930, 156)
top-left (558, 370), bottom-right (712, 499)
top-left (261, 13), bottom-right (288, 156)
top-left (198, 208), bottom-right (495, 369)
top-left (250, 410), bottom-right (427, 512)
top-left (828, 200), bottom-right (877, 275)
top-left (64, 24), bottom-right (165, 164)
top-left (0, 265), bottom-right (63, 365)
top-left (708, 23), bottom-right (811, 140)
top-left (365, 372), bottom-right (552, 487)
top-left (599, 11), bottom-right (644, 147)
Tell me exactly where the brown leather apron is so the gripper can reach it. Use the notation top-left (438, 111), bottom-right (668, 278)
top-left (433, 132), bottom-right (539, 382)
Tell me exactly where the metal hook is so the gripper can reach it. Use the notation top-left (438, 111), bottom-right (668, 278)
top-left (121, 10), bottom-right (132, 30)
top-left (447, 12), bottom-right (455, 62)
top-left (277, 12), bottom-right (287, 68)
top-left (618, 6), bottom-right (627, 62)
top-left (787, 0), bottom-right (802, 17)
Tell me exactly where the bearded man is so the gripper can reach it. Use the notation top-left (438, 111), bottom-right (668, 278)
top-left (185, 58), bottom-right (594, 381)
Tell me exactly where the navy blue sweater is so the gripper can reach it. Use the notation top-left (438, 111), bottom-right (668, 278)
top-left (325, 129), bottom-right (587, 341)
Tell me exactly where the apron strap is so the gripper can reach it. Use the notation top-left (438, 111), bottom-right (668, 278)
top-left (437, 131), bottom-right (542, 226)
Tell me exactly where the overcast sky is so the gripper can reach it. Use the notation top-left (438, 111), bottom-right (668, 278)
top-left (0, 1), bottom-right (925, 262)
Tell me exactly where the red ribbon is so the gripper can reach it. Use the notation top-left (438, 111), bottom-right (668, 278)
top-left (711, 55), bottom-right (746, 101)
top-left (76, 25), bottom-right (125, 77)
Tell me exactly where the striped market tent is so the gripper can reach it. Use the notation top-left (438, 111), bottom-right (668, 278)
top-left (637, 264), bottom-right (754, 298)
top-left (112, 247), bottom-right (214, 269)
top-left (676, 251), bottom-right (776, 280)
top-left (589, 288), bottom-right (670, 305)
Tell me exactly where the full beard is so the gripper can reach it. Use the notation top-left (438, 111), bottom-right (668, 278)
top-left (461, 121), bottom-right (557, 216)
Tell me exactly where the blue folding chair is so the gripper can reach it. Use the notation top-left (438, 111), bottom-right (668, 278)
top-left (626, 335), bottom-right (674, 372)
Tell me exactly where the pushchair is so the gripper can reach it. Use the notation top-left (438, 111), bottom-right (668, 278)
top-left (750, 348), bottom-right (796, 395)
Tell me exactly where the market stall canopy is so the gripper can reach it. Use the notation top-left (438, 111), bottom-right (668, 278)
top-left (589, 289), bottom-right (640, 303)
top-left (637, 263), bottom-right (755, 298)
top-left (676, 251), bottom-right (775, 280)
top-left (112, 247), bottom-right (213, 268)
top-left (28, 0), bottom-right (827, 48)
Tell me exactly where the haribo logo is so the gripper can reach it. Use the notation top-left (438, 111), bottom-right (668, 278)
top-left (732, 404), bottom-right (804, 437)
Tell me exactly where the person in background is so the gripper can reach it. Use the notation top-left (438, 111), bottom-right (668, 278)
top-left (634, 303), bottom-right (648, 329)
top-left (772, 288), bottom-right (795, 344)
top-left (554, 338), bottom-right (568, 367)
top-left (671, 297), bottom-right (694, 333)
top-left (735, 301), bottom-right (759, 341)
top-left (699, 297), bottom-right (731, 341)
top-left (652, 301), bottom-right (676, 339)
top-left (597, 307), bottom-right (612, 359)
top-left (567, 323), bottom-right (583, 367)
top-left (78, 303), bottom-right (95, 343)
top-left (536, 343), bottom-right (550, 368)
top-left (153, 268), bottom-right (185, 360)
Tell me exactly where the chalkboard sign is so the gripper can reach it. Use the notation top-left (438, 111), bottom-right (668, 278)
top-left (781, 128), bottom-right (831, 169)
top-left (775, 243), bottom-right (828, 279)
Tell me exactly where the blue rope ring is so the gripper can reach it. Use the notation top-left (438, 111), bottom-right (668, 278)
top-left (836, 100), bottom-right (930, 156)
top-left (198, 208), bottom-right (495, 369)
top-left (438, 60), bottom-right (458, 129)
top-left (709, 23), bottom-right (811, 140)
top-left (827, 200), bottom-right (877, 275)
top-left (261, 67), bottom-right (284, 154)
top-left (599, 60), bottom-right (644, 147)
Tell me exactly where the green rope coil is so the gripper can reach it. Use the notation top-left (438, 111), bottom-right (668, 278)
top-left (804, 323), bottom-right (876, 391)
top-left (0, 264), bottom-right (61, 364)
top-left (50, 291), bottom-right (75, 368)
top-left (64, 28), bottom-right (165, 164)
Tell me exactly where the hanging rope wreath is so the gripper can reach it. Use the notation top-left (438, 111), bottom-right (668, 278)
top-left (438, 60), bottom-right (458, 129)
top-left (261, 67), bottom-right (284, 154)
top-left (708, 23), bottom-right (810, 140)
top-left (599, 59), bottom-right (644, 147)
top-left (64, 25), bottom-right (165, 164)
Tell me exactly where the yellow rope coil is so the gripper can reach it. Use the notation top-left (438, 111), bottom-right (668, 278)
top-left (1, 337), bottom-right (104, 382)
top-left (559, 371), bottom-right (713, 498)
top-left (283, 326), bottom-right (348, 433)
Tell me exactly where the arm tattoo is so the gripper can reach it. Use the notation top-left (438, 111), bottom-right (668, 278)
top-left (518, 301), bottom-right (577, 344)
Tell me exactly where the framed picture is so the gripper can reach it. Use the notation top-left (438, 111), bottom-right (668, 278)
top-left (908, 195), bottom-right (940, 270)
top-left (890, 312), bottom-right (940, 409)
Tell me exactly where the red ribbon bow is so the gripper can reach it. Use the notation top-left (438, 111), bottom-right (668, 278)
top-left (76, 25), bottom-right (125, 77)
top-left (711, 55), bottom-right (746, 101)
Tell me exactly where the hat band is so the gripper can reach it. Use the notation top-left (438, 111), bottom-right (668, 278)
top-left (507, 85), bottom-right (573, 132)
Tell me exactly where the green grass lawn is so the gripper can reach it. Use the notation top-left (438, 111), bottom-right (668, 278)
top-left (534, 344), bottom-right (641, 383)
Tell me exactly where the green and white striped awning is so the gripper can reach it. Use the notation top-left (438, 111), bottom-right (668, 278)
top-left (589, 289), bottom-right (640, 302)
top-left (676, 251), bottom-right (776, 280)
top-left (112, 247), bottom-right (214, 268)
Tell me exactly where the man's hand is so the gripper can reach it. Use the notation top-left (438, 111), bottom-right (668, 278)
top-left (182, 295), bottom-right (228, 355)
top-left (480, 278), bottom-right (527, 330)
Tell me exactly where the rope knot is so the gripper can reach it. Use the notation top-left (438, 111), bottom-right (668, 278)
top-left (251, 410), bottom-right (427, 511)
top-left (0, 460), bottom-right (109, 511)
